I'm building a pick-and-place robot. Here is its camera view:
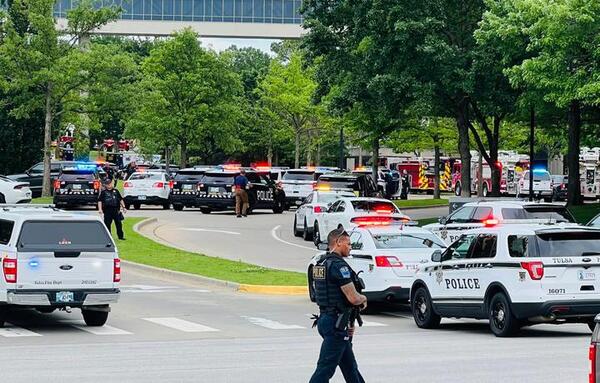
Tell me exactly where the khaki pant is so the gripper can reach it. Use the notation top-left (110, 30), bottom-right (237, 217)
top-left (235, 189), bottom-right (249, 216)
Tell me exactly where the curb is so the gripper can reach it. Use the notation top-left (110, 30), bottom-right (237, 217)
top-left (128, 217), bottom-right (307, 296)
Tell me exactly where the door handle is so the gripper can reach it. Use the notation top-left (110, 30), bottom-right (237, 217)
top-left (452, 265), bottom-right (460, 270)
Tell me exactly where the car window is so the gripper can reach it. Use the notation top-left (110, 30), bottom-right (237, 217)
top-left (589, 215), bottom-right (600, 227)
top-left (508, 235), bottom-right (530, 258)
top-left (282, 171), bottom-right (315, 181)
top-left (129, 173), bottom-right (162, 181)
top-left (533, 231), bottom-right (600, 257)
top-left (318, 193), bottom-right (353, 205)
top-left (29, 163), bottom-right (44, 173)
top-left (0, 220), bottom-right (15, 245)
top-left (448, 206), bottom-right (475, 223)
top-left (501, 208), bottom-right (528, 220)
top-left (443, 234), bottom-right (477, 261)
top-left (335, 201), bottom-right (346, 213)
top-left (349, 232), bottom-right (363, 250)
top-left (469, 234), bottom-right (497, 259)
top-left (351, 201), bottom-right (397, 214)
top-left (201, 174), bottom-right (235, 184)
top-left (328, 200), bottom-right (341, 212)
top-left (174, 171), bottom-right (204, 181)
top-left (18, 221), bottom-right (113, 252)
top-left (472, 207), bottom-right (493, 222)
top-left (246, 173), bottom-right (261, 183)
top-left (371, 232), bottom-right (446, 249)
top-left (304, 194), bottom-right (313, 204)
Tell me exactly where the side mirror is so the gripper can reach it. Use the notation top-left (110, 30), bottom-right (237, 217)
top-left (317, 242), bottom-right (328, 251)
top-left (439, 217), bottom-right (448, 225)
top-left (431, 250), bottom-right (442, 263)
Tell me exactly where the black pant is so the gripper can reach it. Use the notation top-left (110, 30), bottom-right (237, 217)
top-left (309, 313), bottom-right (365, 383)
top-left (103, 208), bottom-right (124, 239)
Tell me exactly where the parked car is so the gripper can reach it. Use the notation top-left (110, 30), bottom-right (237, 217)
top-left (0, 176), bottom-right (32, 204)
top-left (516, 169), bottom-right (553, 201)
top-left (316, 173), bottom-right (381, 198)
top-left (7, 161), bottom-right (76, 198)
top-left (123, 171), bottom-right (172, 210)
top-left (293, 190), bottom-right (356, 241)
top-left (550, 174), bottom-right (568, 201)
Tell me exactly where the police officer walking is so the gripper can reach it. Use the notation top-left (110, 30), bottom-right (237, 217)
top-left (98, 179), bottom-right (126, 240)
top-left (234, 169), bottom-right (250, 218)
top-left (309, 228), bottom-right (367, 383)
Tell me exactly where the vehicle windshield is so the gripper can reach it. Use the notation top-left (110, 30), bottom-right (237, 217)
top-left (282, 171), bottom-right (315, 181)
top-left (60, 170), bottom-right (96, 181)
top-left (371, 232), bottom-right (446, 249)
top-left (18, 221), bottom-right (113, 252)
top-left (524, 171), bottom-right (550, 181)
top-left (501, 207), bottom-right (576, 223)
top-left (201, 174), bottom-right (235, 184)
top-left (129, 173), bottom-right (163, 181)
top-left (590, 215), bottom-right (600, 227)
top-left (534, 231), bottom-right (600, 257)
top-left (317, 193), bottom-right (353, 204)
top-left (318, 177), bottom-right (357, 190)
top-left (351, 201), bottom-right (398, 214)
top-left (175, 171), bottom-right (205, 181)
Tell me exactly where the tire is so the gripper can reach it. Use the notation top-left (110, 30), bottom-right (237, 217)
top-left (36, 307), bottom-right (56, 314)
top-left (125, 203), bottom-right (131, 210)
top-left (293, 216), bottom-right (302, 237)
top-left (488, 293), bottom-right (520, 337)
top-left (162, 202), bottom-right (170, 210)
top-left (588, 321), bottom-right (596, 332)
top-left (82, 309), bottom-right (109, 327)
top-left (411, 287), bottom-right (441, 329)
top-left (0, 193), bottom-right (5, 204)
top-left (307, 267), bottom-right (316, 302)
top-left (454, 183), bottom-right (462, 197)
top-left (200, 207), bottom-right (211, 214)
top-left (173, 204), bottom-right (184, 211)
top-left (482, 183), bottom-right (489, 197)
top-left (133, 203), bottom-right (141, 210)
top-left (303, 219), bottom-right (313, 241)
top-left (0, 307), bottom-right (7, 328)
top-left (313, 222), bottom-right (321, 247)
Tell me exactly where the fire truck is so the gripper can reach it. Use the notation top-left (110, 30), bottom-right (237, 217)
top-left (580, 147), bottom-right (600, 200)
top-left (391, 158), bottom-right (454, 193)
top-left (100, 138), bottom-right (133, 165)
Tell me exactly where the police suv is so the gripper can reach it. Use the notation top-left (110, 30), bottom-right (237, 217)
top-left (52, 164), bottom-right (102, 208)
top-left (0, 205), bottom-right (120, 327)
top-left (411, 224), bottom-right (600, 337)
top-left (197, 168), bottom-right (284, 214)
top-left (424, 200), bottom-right (577, 244)
top-left (169, 167), bottom-right (209, 211)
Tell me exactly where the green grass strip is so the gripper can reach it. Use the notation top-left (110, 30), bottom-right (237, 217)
top-left (568, 203), bottom-right (600, 225)
top-left (119, 217), bottom-right (307, 286)
top-left (394, 198), bottom-right (449, 208)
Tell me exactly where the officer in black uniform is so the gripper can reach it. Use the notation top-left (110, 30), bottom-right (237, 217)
top-left (309, 228), bottom-right (367, 383)
top-left (97, 179), bottom-right (126, 240)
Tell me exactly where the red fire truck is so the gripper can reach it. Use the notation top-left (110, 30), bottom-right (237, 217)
top-left (391, 158), bottom-right (454, 193)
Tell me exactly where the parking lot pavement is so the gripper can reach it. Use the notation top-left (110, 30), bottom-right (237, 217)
top-left (0, 265), bottom-right (591, 383)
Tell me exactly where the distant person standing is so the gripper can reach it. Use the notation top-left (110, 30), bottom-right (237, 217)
top-left (234, 170), bottom-right (250, 218)
top-left (400, 170), bottom-right (410, 200)
top-left (98, 179), bottom-right (126, 240)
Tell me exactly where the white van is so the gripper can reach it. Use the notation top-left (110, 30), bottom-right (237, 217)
top-left (0, 205), bottom-right (120, 327)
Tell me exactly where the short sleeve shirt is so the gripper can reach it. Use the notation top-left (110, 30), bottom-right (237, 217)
top-left (98, 189), bottom-right (122, 209)
top-left (234, 175), bottom-right (248, 189)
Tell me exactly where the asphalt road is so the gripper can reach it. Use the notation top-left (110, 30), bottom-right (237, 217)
top-left (132, 205), bottom-right (449, 272)
top-left (0, 265), bottom-right (591, 383)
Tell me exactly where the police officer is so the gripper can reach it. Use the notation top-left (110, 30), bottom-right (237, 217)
top-left (234, 169), bottom-right (250, 218)
top-left (98, 179), bottom-right (126, 240)
top-left (400, 169), bottom-right (410, 200)
top-left (309, 228), bottom-right (367, 383)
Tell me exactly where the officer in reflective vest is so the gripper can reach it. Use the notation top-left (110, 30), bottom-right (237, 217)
top-left (309, 228), bottom-right (367, 383)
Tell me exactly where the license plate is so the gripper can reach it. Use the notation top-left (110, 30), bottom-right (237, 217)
top-left (183, 184), bottom-right (193, 190)
top-left (295, 200), bottom-right (302, 205)
top-left (578, 270), bottom-right (596, 281)
top-left (138, 195), bottom-right (146, 200)
top-left (209, 187), bottom-right (220, 194)
top-left (56, 291), bottom-right (74, 303)
top-left (72, 184), bottom-right (82, 190)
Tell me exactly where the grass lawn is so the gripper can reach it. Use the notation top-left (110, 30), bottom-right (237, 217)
top-left (395, 198), bottom-right (449, 208)
top-left (119, 217), bottom-right (307, 286)
top-left (568, 203), bottom-right (600, 225)
top-left (417, 217), bottom-right (439, 226)
top-left (31, 196), bottom-right (53, 204)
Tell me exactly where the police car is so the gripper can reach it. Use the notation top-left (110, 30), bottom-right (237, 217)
top-left (197, 168), bottom-right (284, 214)
top-left (0, 175), bottom-right (32, 204)
top-left (312, 197), bottom-right (410, 246)
top-left (517, 169), bottom-right (554, 201)
top-left (293, 190), bottom-right (356, 241)
top-left (52, 164), bottom-right (102, 208)
top-left (410, 224), bottom-right (600, 336)
top-left (281, 168), bottom-right (320, 207)
top-left (169, 168), bottom-right (209, 211)
top-left (0, 205), bottom-right (120, 327)
top-left (123, 171), bottom-right (172, 210)
top-left (307, 223), bottom-right (446, 303)
top-left (424, 201), bottom-right (577, 245)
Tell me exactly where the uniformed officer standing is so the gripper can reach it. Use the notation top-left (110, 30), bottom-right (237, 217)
top-left (97, 179), bottom-right (126, 240)
top-left (234, 170), bottom-right (250, 218)
top-left (309, 228), bottom-right (367, 383)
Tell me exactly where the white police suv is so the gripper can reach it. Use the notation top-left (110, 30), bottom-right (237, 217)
top-left (0, 205), bottom-right (120, 327)
top-left (424, 200), bottom-right (577, 245)
top-left (293, 190), bottom-right (355, 241)
top-left (411, 224), bottom-right (600, 336)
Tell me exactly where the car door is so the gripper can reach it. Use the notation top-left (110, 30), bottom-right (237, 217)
top-left (322, 200), bottom-right (342, 234)
top-left (297, 194), bottom-right (313, 227)
top-left (460, 233), bottom-right (498, 318)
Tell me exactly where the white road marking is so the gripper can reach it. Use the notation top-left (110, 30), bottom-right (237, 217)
top-left (142, 317), bottom-right (220, 332)
top-left (271, 225), bottom-right (319, 251)
top-left (62, 321), bottom-right (132, 335)
top-left (381, 311), bottom-right (412, 319)
top-left (0, 324), bottom-right (42, 337)
top-left (242, 316), bottom-right (305, 330)
top-left (180, 228), bottom-right (241, 235)
top-left (360, 320), bottom-right (388, 327)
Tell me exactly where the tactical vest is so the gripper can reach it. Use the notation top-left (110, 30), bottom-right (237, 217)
top-left (312, 253), bottom-right (350, 311)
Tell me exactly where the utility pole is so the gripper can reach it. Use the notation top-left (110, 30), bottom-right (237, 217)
top-left (529, 107), bottom-right (535, 201)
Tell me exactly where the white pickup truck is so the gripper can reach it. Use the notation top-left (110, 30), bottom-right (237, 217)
top-left (0, 205), bottom-right (120, 327)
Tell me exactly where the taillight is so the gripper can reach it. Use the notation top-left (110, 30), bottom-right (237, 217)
top-left (13, 184), bottom-right (26, 190)
top-left (3, 258), bottom-right (17, 283)
top-left (314, 206), bottom-right (323, 213)
top-left (520, 261), bottom-right (544, 280)
top-left (168, 180), bottom-right (174, 188)
top-left (483, 218), bottom-right (499, 227)
top-left (375, 256), bottom-right (403, 268)
top-left (93, 180), bottom-right (100, 190)
top-left (153, 182), bottom-right (165, 188)
top-left (124, 182), bottom-right (133, 188)
top-left (589, 343), bottom-right (596, 383)
top-left (198, 183), bottom-right (204, 189)
top-left (113, 258), bottom-right (121, 283)
top-left (53, 180), bottom-right (61, 189)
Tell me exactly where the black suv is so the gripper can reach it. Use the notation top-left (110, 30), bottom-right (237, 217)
top-left (7, 161), bottom-right (77, 198)
top-left (169, 168), bottom-right (209, 211)
top-left (52, 165), bottom-right (102, 208)
top-left (197, 169), bottom-right (284, 214)
top-left (316, 173), bottom-right (381, 197)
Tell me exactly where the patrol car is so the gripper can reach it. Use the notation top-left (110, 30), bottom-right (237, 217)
top-left (307, 222), bottom-right (446, 303)
top-left (0, 176), bottom-right (32, 204)
top-left (169, 168), bottom-right (209, 211)
top-left (123, 171), bottom-right (172, 210)
top-left (312, 197), bottom-right (410, 246)
top-left (197, 168), bottom-right (284, 214)
top-left (516, 169), bottom-right (554, 201)
top-left (424, 201), bottom-right (577, 245)
top-left (294, 190), bottom-right (356, 241)
top-left (52, 165), bottom-right (102, 208)
top-left (410, 224), bottom-right (600, 337)
top-left (0, 205), bottom-right (120, 327)
top-left (281, 168), bottom-right (320, 207)
top-left (590, 314), bottom-right (600, 383)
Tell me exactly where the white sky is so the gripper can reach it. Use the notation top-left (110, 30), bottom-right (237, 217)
top-left (200, 38), bottom-right (279, 54)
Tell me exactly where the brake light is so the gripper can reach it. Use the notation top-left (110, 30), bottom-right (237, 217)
top-left (53, 180), bottom-right (61, 189)
top-left (314, 206), bottom-right (323, 213)
top-left (153, 182), bottom-right (165, 188)
top-left (375, 256), bottom-right (403, 268)
top-left (198, 183), bottom-right (204, 189)
top-left (520, 261), bottom-right (544, 280)
top-left (483, 218), bottom-right (499, 227)
top-left (93, 180), bottom-right (100, 190)
top-left (351, 216), bottom-right (393, 226)
top-left (13, 184), bottom-right (26, 190)
top-left (590, 343), bottom-right (597, 383)
top-left (124, 182), bottom-right (133, 188)
top-left (168, 180), bottom-right (174, 188)
top-left (3, 258), bottom-right (17, 283)
top-left (113, 258), bottom-right (121, 283)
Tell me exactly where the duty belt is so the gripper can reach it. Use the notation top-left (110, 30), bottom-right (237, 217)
top-left (319, 307), bottom-right (340, 315)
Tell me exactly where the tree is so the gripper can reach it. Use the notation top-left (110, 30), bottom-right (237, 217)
top-left (0, 0), bottom-right (121, 196)
top-left (125, 29), bottom-right (243, 168)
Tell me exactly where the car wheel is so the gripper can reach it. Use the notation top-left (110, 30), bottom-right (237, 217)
top-left (200, 207), bottom-right (211, 214)
top-left (36, 307), bottom-right (56, 314)
top-left (303, 219), bottom-right (313, 241)
top-left (0, 307), bottom-right (7, 328)
top-left (313, 222), bottom-right (321, 246)
top-left (588, 321), bottom-right (596, 332)
top-left (162, 202), bottom-right (170, 210)
top-left (489, 292), bottom-right (519, 337)
top-left (125, 203), bottom-right (131, 210)
top-left (173, 204), bottom-right (184, 211)
top-left (454, 183), bottom-right (461, 196)
top-left (133, 203), bottom-right (141, 210)
top-left (411, 287), bottom-right (441, 329)
top-left (82, 309), bottom-right (108, 327)
top-left (293, 216), bottom-right (302, 237)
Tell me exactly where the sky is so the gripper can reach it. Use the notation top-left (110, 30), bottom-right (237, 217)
top-left (200, 38), bottom-right (280, 54)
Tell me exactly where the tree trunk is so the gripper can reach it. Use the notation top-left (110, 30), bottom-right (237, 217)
top-left (372, 136), bottom-right (379, 185)
top-left (294, 131), bottom-right (300, 169)
top-left (456, 99), bottom-right (472, 197)
top-left (316, 142), bottom-right (321, 167)
top-left (165, 146), bottom-right (170, 173)
top-left (180, 140), bottom-right (187, 168)
top-left (433, 143), bottom-right (441, 199)
top-left (306, 143), bottom-right (312, 168)
top-left (566, 100), bottom-right (582, 206)
top-left (267, 139), bottom-right (273, 166)
top-left (42, 84), bottom-right (53, 198)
